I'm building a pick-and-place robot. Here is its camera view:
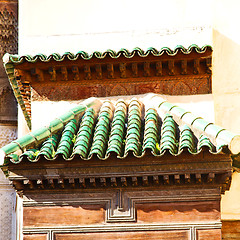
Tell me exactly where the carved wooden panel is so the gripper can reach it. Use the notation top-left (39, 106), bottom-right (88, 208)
top-left (31, 75), bottom-right (211, 101)
top-left (14, 49), bottom-right (212, 123)
top-left (0, 1), bottom-right (18, 57)
top-left (54, 231), bottom-right (189, 240)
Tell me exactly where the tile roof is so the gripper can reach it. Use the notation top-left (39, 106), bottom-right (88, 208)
top-left (2, 44), bottom-right (212, 130)
top-left (3, 45), bottom-right (211, 64)
top-left (1, 94), bottom-right (239, 166)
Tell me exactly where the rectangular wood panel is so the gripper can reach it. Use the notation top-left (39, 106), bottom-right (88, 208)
top-left (54, 230), bottom-right (189, 240)
top-left (23, 204), bottom-right (105, 227)
top-left (136, 201), bottom-right (220, 223)
top-left (23, 234), bottom-right (47, 240)
top-left (222, 220), bottom-right (240, 240)
top-left (196, 229), bottom-right (221, 240)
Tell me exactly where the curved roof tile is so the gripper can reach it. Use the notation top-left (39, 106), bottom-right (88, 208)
top-left (3, 44), bottom-right (212, 64)
top-left (2, 94), bottom-right (239, 166)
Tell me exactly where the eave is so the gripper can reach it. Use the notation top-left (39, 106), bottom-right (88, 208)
top-left (6, 151), bottom-right (232, 194)
top-left (3, 45), bottom-right (212, 130)
top-left (0, 93), bottom-right (239, 194)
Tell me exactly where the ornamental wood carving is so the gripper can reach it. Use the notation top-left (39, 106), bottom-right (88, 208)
top-left (13, 51), bottom-right (212, 121)
top-left (0, 2), bottom-right (18, 57)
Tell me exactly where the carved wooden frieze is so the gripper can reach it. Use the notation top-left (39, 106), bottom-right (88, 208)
top-left (30, 75), bottom-right (211, 101)
top-left (12, 50), bottom-right (212, 123)
top-left (29, 75), bottom-right (211, 101)
top-left (0, 1), bottom-right (18, 120)
top-left (14, 57), bottom-right (212, 101)
top-left (6, 151), bottom-right (232, 195)
top-left (0, 2), bottom-right (18, 57)
top-left (16, 58), bottom-right (211, 86)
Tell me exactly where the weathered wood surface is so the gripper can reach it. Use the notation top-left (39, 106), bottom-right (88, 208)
top-left (23, 201), bottom-right (220, 227)
top-left (222, 220), bottom-right (240, 239)
top-left (8, 151), bottom-right (232, 195)
top-left (54, 230), bottom-right (189, 240)
top-left (196, 229), bottom-right (221, 240)
top-left (136, 201), bottom-right (220, 223)
top-left (23, 204), bottom-right (105, 227)
top-left (23, 234), bottom-right (47, 240)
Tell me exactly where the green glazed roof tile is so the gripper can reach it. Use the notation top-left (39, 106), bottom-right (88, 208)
top-left (3, 45), bottom-right (212, 64)
top-left (72, 108), bottom-right (95, 159)
top-left (21, 149), bottom-right (39, 161)
top-left (2, 94), bottom-right (240, 166)
top-left (198, 135), bottom-right (215, 152)
top-left (106, 100), bottom-right (127, 157)
top-left (55, 119), bottom-right (78, 159)
top-left (124, 99), bottom-right (142, 156)
top-left (37, 134), bottom-right (59, 160)
top-left (160, 114), bottom-right (177, 154)
top-left (4, 46), bottom-right (211, 130)
top-left (179, 125), bottom-right (195, 153)
top-left (89, 101), bottom-right (113, 159)
top-left (143, 108), bottom-right (159, 154)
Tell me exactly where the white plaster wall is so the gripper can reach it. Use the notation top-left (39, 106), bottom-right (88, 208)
top-left (0, 170), bottom-right (16, 240)
top-left (19, 0), bottom-right (212, 55)
top-left (212, 0), bottom-right (240, 220)
top-left (31, 95), bottom-right (214, 130)
top-left (18, 0), bottom-right (214, 131)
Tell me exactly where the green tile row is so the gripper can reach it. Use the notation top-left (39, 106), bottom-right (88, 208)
top-left (3, 45), bottom-right (212, 64)
top-left (5, 98), bottom-right (224, 164)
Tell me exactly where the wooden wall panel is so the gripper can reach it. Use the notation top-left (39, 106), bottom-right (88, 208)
top-left (196, 229), bottom-right (221, 239)
top-left (23, 204), bottom-right (105, 227)
top-left (54, 230), bottom-right (189, 240)
top-left (222, 220), bottom-right (240, 239)
top-left (136, 201), bottom-right (220, 223)
top-left (23, 234), bottom-right (47, 240)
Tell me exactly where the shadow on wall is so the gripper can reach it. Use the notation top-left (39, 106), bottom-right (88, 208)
top-left (212, 29), bottom-right (240, 134)
top-left (213, 29), bottom-right (240, 240)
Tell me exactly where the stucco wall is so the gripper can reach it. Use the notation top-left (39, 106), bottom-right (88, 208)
top-left (19, 0), bottom-right (212, 55)
top-left (212, 0), bottom-right (240, 220)
top-left (0, 170), bottom-right (16, 239)
top-left (31, 95), bottom-right (214, 131)
top-left (18, 0), bottom-right (214, 134)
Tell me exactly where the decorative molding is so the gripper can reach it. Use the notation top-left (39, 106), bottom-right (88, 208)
top-left (9, 50), bottom-right (212, 125)
top-left (30, 75), bottom-right (211, 101)
top-left (0, 7), bottom-right (18, 56)
top-left (16, 58), bottom-right (211, 85)
top-left (23, 188), bottom-right (221, 223)
top-left (23, 222), bottom-right (222, 240)
top-left (7, 151), bottom-right (232, 194)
